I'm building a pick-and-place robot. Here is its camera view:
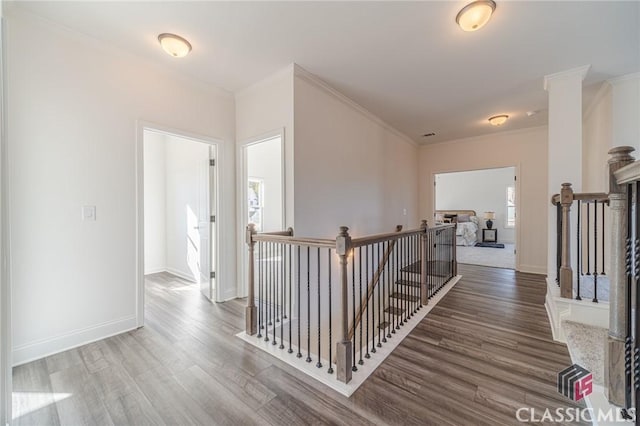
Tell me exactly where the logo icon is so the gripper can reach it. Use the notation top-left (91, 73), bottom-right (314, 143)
top-left (558, 364), bottom-right (593, 401)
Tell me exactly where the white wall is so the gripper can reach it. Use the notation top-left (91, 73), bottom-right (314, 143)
top-left (143, 131), bottom-right (167, 274)
top-left (246, 137), bottom-right (283, 232)
top-left (235, 66), bottom-right (294, 297)
top-left (7, 9), bottom-right (236, 364)
top-left (583, 83), bottom-right (613, 192)
top-left (435, 167), bottom-right (516, 243)
top-left (165, 135), bottom-right (210, 281)
top-left (293, 69), bottom-right (419, 239)
top-left (419, 126), bottom-right (548, 274)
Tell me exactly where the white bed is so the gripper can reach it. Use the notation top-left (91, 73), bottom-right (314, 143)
top-left (435, 210), bottom-right (479, 246)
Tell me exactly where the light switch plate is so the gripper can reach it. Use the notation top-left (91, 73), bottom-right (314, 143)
top-left (82, 205), bottom-right (96, 221)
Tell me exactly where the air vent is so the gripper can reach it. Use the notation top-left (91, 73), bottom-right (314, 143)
top-left (422, 132), bottom-right (436, 138)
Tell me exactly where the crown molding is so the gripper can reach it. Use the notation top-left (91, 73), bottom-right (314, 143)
top-left (292, 64), bottom-right (417, 147)
top-left (420, 124), bottom-right (548, 149)
top-left (607, 71), bottom-right (640, 87)
top-left (544, 65), bottom-right (591, 91)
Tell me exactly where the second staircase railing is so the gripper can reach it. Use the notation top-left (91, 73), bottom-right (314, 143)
top-left (244, 221), bottom-right (457, 384)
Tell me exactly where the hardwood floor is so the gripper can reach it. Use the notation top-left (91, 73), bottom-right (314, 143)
top-left (13, 265), bottom-right (585, 425)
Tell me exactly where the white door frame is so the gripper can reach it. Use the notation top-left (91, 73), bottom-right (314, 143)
top-left (136, 121), bottom-right (223, 327)
top-left (0, 12), bottom-right (11, 426)
top-left (236, 128), bottom-right (286, 297)
top-left (431, 164), bottom-right (522, 271)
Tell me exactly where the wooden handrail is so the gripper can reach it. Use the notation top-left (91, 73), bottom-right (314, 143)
top-left (551, 192), bottom-right (609, 205)
top-left (350, 223), bottom-right (455, 248)
top-left (347, 225), bottom-right (403, 341)
top-left (252, 234), bottom-right (336, 248)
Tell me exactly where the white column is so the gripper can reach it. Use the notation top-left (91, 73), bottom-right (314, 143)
top-left (544, 65), bottom-right (590, 283)
top-left (610, 73), bottom-right (640, 152)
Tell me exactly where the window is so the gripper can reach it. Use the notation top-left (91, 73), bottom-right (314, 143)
top-left (506, 186), bottom-right (516, 228)
top-left (248, 178), bottom-right (264, 232)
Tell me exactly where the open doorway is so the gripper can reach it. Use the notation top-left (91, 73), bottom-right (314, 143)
top-left (434, 166), bottom-right (517, 270)
top-left (142, 128), bottom-right (219, 316)
top-left (238, 132), bottom-right (284, 296)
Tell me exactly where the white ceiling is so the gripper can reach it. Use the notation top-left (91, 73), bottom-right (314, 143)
top-left (8, 1), bottom-right (640, 144)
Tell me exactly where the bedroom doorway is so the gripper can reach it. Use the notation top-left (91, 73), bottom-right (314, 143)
top-left (434, 166), bottom-right (517, 270)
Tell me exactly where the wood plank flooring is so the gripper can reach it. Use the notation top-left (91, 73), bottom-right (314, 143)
top-left (12, 265), bottom-right (585, 425)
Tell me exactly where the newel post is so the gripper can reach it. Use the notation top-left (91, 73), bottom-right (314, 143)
top-left (420, 220), bottom-right (429, 305)
top-left (335, 226), bottom-right (353, 383)
top-left (559, 183), bottom-right (574, 298)
top-left (605, 146), bottom-right (635, 407)
top-left (245, 224), bottom-right (257, 335)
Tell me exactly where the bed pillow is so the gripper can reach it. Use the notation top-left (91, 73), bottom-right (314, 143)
top-left (457, 214), bottom-right (471, 223)
top-left (469, 215), bottom-right (479, 225)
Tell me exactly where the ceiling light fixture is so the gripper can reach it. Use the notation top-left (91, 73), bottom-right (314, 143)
top-left (488, 114), bottom-right (509, 126)
top-left (158, 33), bottom-right (192, 58)
top-left (456, 0), bottom-right (496, 32)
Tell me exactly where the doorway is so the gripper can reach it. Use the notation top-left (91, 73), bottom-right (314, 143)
top-left (434, 166), bottom-right (517, 270)
top-left (238, 132), bottom-right (285, 296)
top-left (141, 127), bottom-right (219, 313)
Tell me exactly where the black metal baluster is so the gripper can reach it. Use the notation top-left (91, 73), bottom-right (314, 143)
top-left (296, 246), bottom-right (302, 358)
top-left (587, 204), bottom-right (591, 275)
top-left (365, 245), bottom-right (370, 359)
top-left (602, 201), bottom-right (606, 275)
top-left (355, 247), bottom-right (360, 369)
top-left (280, 244), bottom-right (285, 349)
top-left (413, 234), bottom-right (418, 314)
top-left (306, 246), bottom-right (311, 362)
top-left (594, 201), bottom-right (599, 303)
top-left (258, 241), bottom-right (263, 338)
top-left (556, 203), bottom-right (562, 284)
top-left (377, 242), bottom-right (382, 348)
top-left (265, 243), bottom-right (271, 342)
top-left (352, 248), bottom-right (364, 366)
top-left (371, 243), bottom-right (377, 354)
top-left (273, 243), bottom-right (277, 345)
top-left (393, 239), bottom-right (398, 332)
top-left (624, 183), bottom-right (633, 411)
top-left (328, 249), bottom-right (334, 374)
top-left (634, 182), bottom-right (640, 414)
top-left (382, 241), bottom-right (388, 343)
top-left (577, 201), bottom-right (582, 300)
top-left (405, 236), bottom-right (410, 322)
top-left (316, 247), bottom-right (322, 368)
top-left (288, 244), bottom-right (293, 354)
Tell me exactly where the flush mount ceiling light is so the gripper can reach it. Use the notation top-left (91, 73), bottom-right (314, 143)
top-left (158, 33), bottom-right (192, 58)
top-left (456, 0), bottom-right (496, 32)
top-left (488, 114), bottom-right (509, 126)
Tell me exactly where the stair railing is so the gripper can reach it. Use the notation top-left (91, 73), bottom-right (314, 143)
top-left (551, 188), bottom-right (610, 301)
top-left (244, 221), bottom-right (457, 384)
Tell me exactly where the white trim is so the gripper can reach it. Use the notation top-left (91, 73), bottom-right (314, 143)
top-left (292, 64), bottom-right (417, 147)
top-left (143, 266), bottom-right (167, 275)
top-left (164, 267), bottom-right (196, 283)
top-left (237, 129), bottom-right (286, 298)
top-left (12, 315), bottom-right (137, 367)
top-left (607, 71), bottom-right (640, 87)
top-left (0, 12), bottom-right (10, 426)
top-left (237, 275), bottom-right (461, 397)
top-left (421, 124), bottom-right (548, 148)
top-left (432, 165), bottom-right (522, 271)
top-left (543, 65), bottom-right (591, 91)
top-left (136, 121), bottom-right (224, 329)
top-left (517, 264), bottom-right (547, 275)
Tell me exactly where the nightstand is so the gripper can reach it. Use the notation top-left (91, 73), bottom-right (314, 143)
top-left (482, 228), bottom-right (497, 243)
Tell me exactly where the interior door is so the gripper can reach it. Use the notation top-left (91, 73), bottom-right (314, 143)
top-left (198, 149), bottom-right (215, 301)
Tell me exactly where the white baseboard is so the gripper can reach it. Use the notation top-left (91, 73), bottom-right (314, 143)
top-left (544, 278), bottom-right (609, 343)
top-left (12, 315), bottom-right (137, 366)
top-left (144, 266), bottom-right (167, 275)
top-left (517, 264), bottom-right (547, 275)
top-left (165, 267), bottom-right (196, 283)
top-left (238, 275), bottom-right (462, 397)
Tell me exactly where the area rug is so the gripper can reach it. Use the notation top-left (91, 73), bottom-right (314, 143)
top-left (457, 243), bottom-right (515, 269)
top-left (475, 242), bottom-right (505, 248)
